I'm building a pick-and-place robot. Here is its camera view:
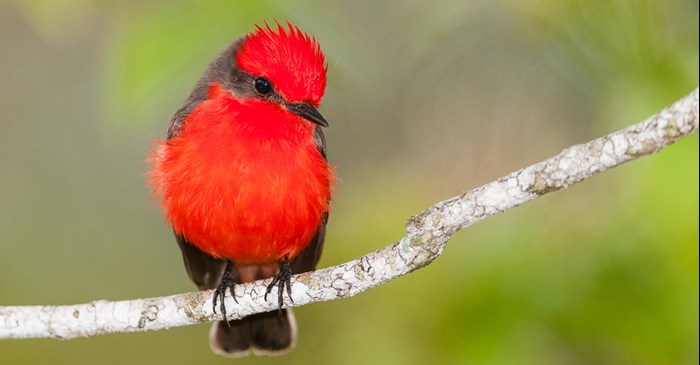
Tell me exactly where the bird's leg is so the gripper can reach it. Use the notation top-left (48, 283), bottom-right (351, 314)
top-left (265, 255), bottom-right (293, 317)
top-left (212, 261), bottom-right (238, 324)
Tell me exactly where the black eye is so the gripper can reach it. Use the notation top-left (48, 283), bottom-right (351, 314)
top-left (254, 77), bottom-right (273, 94)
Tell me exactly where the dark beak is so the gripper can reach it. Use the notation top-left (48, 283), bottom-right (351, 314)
top-left (288, 102), bottom-right (329, 127)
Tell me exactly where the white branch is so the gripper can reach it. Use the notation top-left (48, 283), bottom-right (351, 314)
top-left (1, 88), bottom-right (697, 340)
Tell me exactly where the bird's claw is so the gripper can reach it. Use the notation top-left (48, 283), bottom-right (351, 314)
top-left (264, 256), bottom-right (293, 317)
top-left (212, 263), bottom-right (238, 325)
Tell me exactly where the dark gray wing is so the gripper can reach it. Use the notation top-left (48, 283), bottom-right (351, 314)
top-left (167, 51), bottom-right (231, 289)
top-left (291, 125), bottom-right (329, 274)
top-left (175, 234), bottom-right (227, 290)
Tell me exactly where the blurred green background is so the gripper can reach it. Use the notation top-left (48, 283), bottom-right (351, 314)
top-left (0, 0), bottom-right (697, 364)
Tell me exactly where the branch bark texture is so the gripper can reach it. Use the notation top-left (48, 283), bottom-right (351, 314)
top-left (1, 87), bottom-right (697, 340)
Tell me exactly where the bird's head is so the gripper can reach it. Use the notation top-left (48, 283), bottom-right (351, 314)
top-left (227, 22), bottom-right (328, 127)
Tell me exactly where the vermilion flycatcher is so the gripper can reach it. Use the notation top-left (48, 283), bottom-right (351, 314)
top-left (149, 23), bottom-right (334, 357)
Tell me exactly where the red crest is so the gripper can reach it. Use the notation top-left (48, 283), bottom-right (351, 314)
top-left (236, 22), bottom-right (327, 106)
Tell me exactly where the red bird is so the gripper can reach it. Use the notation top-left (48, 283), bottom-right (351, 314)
top-left (149, 23), bottom-right (334, 357)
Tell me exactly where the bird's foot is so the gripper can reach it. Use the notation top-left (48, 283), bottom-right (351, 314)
top-left (264, 256), bottom-right (293, 317)
top-left (212, 262), bottom-right (238, 323)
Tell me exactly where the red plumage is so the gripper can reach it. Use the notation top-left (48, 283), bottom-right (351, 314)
top-left (149, 23), bottom-right (333, 265)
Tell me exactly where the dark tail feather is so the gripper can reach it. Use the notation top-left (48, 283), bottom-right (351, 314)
top-left (209, 309), bottom-right (297, 357)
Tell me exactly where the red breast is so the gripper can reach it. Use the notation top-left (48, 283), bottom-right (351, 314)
top-left (152, 83), bottom-right (333, 263)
